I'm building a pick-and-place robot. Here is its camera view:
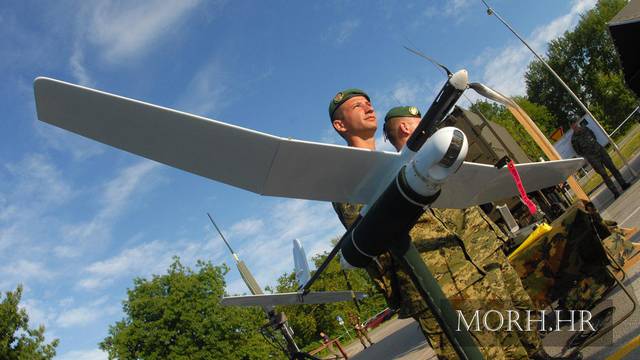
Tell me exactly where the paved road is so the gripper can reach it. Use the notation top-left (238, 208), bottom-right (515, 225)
top-left (339, 318), bottom-right (436, 360)
top-left (579, 151), bottom-right (640, 360)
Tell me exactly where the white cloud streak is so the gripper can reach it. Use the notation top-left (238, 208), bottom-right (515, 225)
top-left (1, 260), bottom-right (53, 282)
top-left (34, 122), bottom-right (105, 162)
top-left (78, 236), bottom-right (226, 291)
top-left (58, 349), bottom-right (107, 360)
top-left (61, 160), bottom-right (159, 248)
top-left (0, 154), bottom-right (74, 256)
top-left (444, 0), bottom-right (473, 18)
top-left (176, 61), bottom-right (228, 117)
top-left (324, 19), bottom-right (361, 45)
top-left (56, 297), bottom-right (118, 328)
top-left (86, 0), bottom-right (202, 63)
top-left (229, 218), bottom-right (264, 238)
top-left (69, 42), bottom-right (94, 87)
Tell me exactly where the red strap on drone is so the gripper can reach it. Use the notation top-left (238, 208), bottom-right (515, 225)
top-left (506, 160), bottom-right (537, 215)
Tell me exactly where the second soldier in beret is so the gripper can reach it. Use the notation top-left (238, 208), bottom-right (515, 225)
top-left (382, 106), bottom-right (421, 147)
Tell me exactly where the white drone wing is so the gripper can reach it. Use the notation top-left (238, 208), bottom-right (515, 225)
top-left (432, 159), bottom-right (584, 209)
top-left (221, 291), bottom-right (366, 307)
top-left (34, 77), bottom-right (583, 208)
top-left (34, 77), bottom-right (397, 204)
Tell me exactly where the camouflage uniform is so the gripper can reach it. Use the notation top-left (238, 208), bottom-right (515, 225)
top-left (571, 126), bottom-right (629, 196)
top-left (347, 312), bottom-right (373, 348)
top-left (510, 202), bottom-right (634, 311)
top-left (333, 203), bottom-right (544, 359)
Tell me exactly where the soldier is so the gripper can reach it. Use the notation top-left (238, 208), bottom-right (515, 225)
top-left (570, 119), bottom-right (631, 198)
top-left (347, 312), bottom-right (374, 349)
top-left (329, 93), bottom-right (581, 360)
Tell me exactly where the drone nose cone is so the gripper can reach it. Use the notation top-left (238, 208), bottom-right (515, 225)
top-left (449, 69), bottom-right (468, 90)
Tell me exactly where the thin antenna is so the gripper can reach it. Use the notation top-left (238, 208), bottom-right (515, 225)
top-left (207, 213), bottom-right (239, 262)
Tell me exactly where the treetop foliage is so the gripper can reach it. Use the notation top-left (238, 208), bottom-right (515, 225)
top-left (100, 258), bottom-right (280, 359)
top-left (525, 0), bottom-right (638, 132)
top-left (1, 285), bottom-right (59, 360)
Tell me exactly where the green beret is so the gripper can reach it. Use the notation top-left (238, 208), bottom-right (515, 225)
top-left (384, 106), bottom-right (421, 123)
top-left (328, 88), bottom-right (370, 120)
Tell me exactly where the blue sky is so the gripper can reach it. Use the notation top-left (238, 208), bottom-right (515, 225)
top-left (1, 0), bottom-right (597, 358)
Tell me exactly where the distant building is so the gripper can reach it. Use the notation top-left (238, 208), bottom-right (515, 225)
top-left (293, 239), bottom-right (311, 285)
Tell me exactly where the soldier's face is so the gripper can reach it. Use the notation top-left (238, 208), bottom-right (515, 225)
top-left (332, 96), bottom-right (377, 136)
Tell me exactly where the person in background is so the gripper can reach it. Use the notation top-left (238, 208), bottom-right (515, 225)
top-left (570, 119), bottom-right (631, 198)
top-left (347, 312), bottom-right (373, 349)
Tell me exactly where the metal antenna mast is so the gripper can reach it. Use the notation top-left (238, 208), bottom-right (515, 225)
top-left (206, 213), bottom-right (318, 360)
top-left (208, 213), bottom-right (239, 261)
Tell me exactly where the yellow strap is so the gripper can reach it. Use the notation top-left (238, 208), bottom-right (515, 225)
top-left (606, 334), bottom-right (640, 360)
top-left (508, 222), bottom-right (553, 261)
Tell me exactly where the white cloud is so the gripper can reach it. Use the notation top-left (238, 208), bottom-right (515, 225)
top-left (58, 349), bottom-right (107, 360)
top-left (444, 0), bottom-right (473, 17)
top-left (477, 0), bottom-right (597, 96)
top-left (56, 296), bottom-right (118, 328)
top-left (53, 245), bottom-right (82, 258)
top-left (79, 240), bottom-right (167, 289)
top-left (229, 218), bottom-right (264, 238)
top-left (380, 77), bottom-right (443, 111)
top-left (21, 297), bottom-right (57, 329)
top-left (69, 42), bottom-right (94, 87)
top-left (324, 19), bottom-right (361, 45)
top-left (57, 307), bottom-right (98, 327)
top-left (5, 154), bottom-right (73, 207)
top-left (1, 260), bottom-right (53, 282)
top-left (391, 80), bottom-right (422, 105)
top-left (86, 0), bottom-right (202, 63)
top-left (0, 154), bottom-right (75, 254)
top-left (34, 122), bottom-right (105, 161)
top-left (176, 62), bottom-right (228, 117)
top-left (78, 236), bottom-right (226, 290)
top-left (61, 160), bottom-right (158, 247)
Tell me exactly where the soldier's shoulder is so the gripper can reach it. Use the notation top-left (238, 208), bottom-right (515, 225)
top-left (332, 202), bottom-right (364, 228)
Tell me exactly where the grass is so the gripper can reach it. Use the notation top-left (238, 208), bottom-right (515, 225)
top-left (579, 123), bottom-right (640, 194)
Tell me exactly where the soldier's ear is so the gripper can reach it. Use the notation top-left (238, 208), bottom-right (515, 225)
top-left (399, 121), bottom-right (412, 136)
top-left (332, 119), bottom-right (347, 133)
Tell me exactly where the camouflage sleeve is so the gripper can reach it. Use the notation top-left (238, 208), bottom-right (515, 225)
top-left (432, 207), bottom-right (507, 266)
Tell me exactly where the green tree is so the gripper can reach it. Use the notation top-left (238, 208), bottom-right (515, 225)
top-left (0, 286), bottom-right (59, 360)
top-left (100, 258), bottom-right (279, 359)
top-left (469, 97), bottom-right (556, 160)
top-left (525, 0), bottom-right (638, 131)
